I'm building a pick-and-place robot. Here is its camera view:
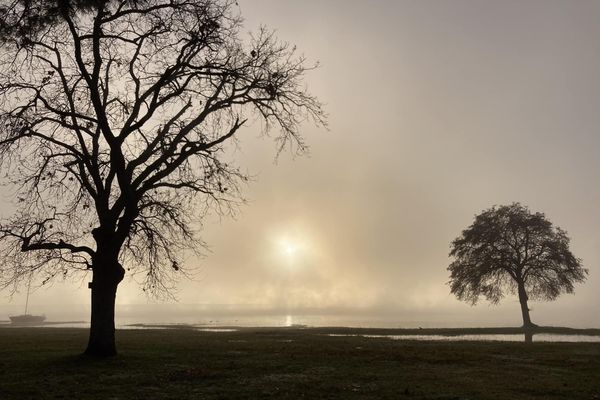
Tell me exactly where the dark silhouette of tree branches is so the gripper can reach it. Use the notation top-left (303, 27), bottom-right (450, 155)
top-left (0, 0), bottom-right (325, 356)
top-left (448, 203), bottom-right (587, 328)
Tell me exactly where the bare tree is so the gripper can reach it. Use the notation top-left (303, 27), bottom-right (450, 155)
top-left (448, 203), bottom-right (587, 328)
top-left (0, 0), bottom-right (325, 356)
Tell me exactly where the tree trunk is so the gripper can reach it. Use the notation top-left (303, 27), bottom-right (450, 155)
top-left (84, 260), bottom-right (125, 357)
top-left (517, 282), bottom-right (534, 329)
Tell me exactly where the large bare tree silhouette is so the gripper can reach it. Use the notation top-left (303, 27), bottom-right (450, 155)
top-left (0, 0), bottom-right (325, 356)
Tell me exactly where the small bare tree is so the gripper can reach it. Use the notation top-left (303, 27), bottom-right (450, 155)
top-left (0, 0), bottom-right (325, 356)
top-left (448, 203), bottom-right (587, 328)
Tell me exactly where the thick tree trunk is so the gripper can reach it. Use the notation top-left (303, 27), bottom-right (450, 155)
top-left (84, 260), bottom-right (125, 357)
top-left (517, 282), bottom-right (535, 329)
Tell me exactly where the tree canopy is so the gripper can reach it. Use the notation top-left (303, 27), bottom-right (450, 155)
top-left (448, 203), bottom-right (587, 327)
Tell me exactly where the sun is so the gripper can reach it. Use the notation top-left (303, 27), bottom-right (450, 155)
top-left (282, 241), bottom-right (297, 256)
top-left (273, 231), bottom-right (311, 266)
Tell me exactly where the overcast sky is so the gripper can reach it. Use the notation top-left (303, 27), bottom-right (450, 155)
top-left (2, 0), bottom-right (600, 328)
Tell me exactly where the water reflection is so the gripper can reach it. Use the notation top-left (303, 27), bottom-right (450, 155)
top-left (330, 333), bottom-right (600, 343)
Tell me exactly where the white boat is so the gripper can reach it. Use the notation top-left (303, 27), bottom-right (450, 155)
top-left (9, 277), bottom-right (45, 325)
top-left (9, 314), bottom-right (46, 324)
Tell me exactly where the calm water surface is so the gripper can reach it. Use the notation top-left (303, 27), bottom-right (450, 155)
top-left (2, 314), bottom-right (599, 343)
top-left (330, 333), bottom-right (600, 343)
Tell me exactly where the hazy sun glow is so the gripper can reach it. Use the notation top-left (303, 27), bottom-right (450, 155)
top-left (284, 243), bottom-right (296, 255)
top-left (281, 239), bottom-right (298, 257)
top-left (275, 233), bottom-right (308, 263)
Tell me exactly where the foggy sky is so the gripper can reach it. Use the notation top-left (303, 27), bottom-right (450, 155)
top-left (2, 0), bottom-right (600, 328)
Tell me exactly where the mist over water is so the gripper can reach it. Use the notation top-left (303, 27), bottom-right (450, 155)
top-left (0, 299), bottom-right (595, 330)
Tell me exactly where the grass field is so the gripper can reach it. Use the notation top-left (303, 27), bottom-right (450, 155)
top-left (1, 327), bottom-right (599, 399)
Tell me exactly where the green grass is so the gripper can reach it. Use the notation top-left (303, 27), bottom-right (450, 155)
top-left (0, 327), bottom-right (599, 399)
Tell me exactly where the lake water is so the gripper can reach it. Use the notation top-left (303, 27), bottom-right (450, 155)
top-left (330, 333), bottom-right (600, 343)
top-left (1, 316), bottom-right (599, 342)
top-left (1, 313), bottom-right (488, 329)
